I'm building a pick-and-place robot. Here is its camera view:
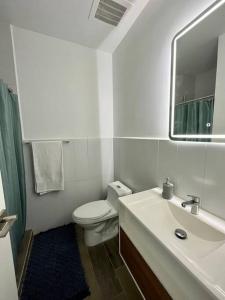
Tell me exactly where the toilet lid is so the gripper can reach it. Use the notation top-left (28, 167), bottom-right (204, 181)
top-left (73, 200), bottom-right (111, 220)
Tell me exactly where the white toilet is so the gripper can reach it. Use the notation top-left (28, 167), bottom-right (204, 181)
top-left (72, 181), bottom-right (132, 247)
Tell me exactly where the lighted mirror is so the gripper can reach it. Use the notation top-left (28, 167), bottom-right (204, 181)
top-left (170, 0), bottom-right (225, 142)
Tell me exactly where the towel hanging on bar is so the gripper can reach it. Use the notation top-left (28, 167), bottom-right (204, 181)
top-left (31, 141), bottom-right (64, 195)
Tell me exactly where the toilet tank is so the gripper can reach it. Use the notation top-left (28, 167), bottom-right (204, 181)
top-left (106, 181), bottom-right (132, 211)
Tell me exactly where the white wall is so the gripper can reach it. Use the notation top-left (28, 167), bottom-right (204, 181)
top-left (175, 69), bottom-right (216, 103)
top-left (175, 74), bottom-right (195, 103)
top-left (0, 22), bottom-right (16, 90)
top-left (96, 51), bottom-right (114, 137)
top-left (114, 138), bottom-right (225, 220)
top-left (112, 0), bottom-right (225, 220)
top-left (195, 68), bottom-right (216, 99)
top-left (12, 26), bottom-right (113, 140)
top-left (11, 26), bottom-right (114, 232)
top-left (113, 0), bottom-right (215, 138)
top-left (24, 138), bottom-right (113, 233)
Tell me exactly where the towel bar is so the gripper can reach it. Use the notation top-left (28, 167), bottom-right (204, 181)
top-left (23, 140), bottom-right (70, 144)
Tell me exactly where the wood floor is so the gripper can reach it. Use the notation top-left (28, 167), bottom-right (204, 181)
top-left (15, 230), bottom-right (33, 297)
top-left (76, 226), bottom-right (143, 300)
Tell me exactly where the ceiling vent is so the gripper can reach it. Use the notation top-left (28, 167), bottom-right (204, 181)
top-left (89, 0), bottom-right (134, 26)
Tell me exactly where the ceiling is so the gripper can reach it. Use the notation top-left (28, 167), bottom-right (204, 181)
top-left (0, 0), bottom-right (150, 51)
top-left (0, 0), bottom-right (114, 49)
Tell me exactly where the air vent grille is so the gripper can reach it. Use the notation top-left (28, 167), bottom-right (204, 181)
top-left (95, 0), bottom-right (128, 26)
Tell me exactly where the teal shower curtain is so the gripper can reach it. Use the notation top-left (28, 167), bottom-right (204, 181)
top-left (0, 80), bottom-right (26, 260)
top-left (174, 96), bottom-right (214, 137)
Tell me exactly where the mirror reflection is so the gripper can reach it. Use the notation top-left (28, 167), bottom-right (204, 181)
top-left (171, 1), bottom-right (225, 141)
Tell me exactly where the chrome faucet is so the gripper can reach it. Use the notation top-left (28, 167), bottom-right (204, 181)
top-left (181, 195), bottom-right (200, 215)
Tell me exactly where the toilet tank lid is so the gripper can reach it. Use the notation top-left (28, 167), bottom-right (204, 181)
top-left (108, 181), bottom-right (132, 197)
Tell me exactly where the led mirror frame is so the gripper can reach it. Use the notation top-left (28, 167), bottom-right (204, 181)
top-left (169, 0), bottom-right (225, 142)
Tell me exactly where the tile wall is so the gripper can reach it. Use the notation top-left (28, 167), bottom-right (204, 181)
top-left (24, 138), bottom-right (114, 233)
top-left (114, 138), bottom-right (225, 220)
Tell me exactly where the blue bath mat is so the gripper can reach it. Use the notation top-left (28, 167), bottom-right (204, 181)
top-left (21, 224), bottom-right (90, 300)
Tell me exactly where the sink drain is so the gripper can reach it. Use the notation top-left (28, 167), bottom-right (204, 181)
top-left (175, 228), bottom-right (187, 240)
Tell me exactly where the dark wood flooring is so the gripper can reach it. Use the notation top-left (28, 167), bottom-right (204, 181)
top-left (76, 226), bottom-right (143, 300)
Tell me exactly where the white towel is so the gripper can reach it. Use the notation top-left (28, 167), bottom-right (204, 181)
top-left (32, 141), bottom-right (64, 195)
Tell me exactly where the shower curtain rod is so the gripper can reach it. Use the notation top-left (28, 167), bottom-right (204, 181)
top-left (176, 94), bottom-right (214, 106)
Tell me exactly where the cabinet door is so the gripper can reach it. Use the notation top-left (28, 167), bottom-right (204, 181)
top-left (120, 227), bottom-right (171, 300)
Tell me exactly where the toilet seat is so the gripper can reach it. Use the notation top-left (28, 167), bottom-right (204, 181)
top-left (72, 181), bottom-right (132, 246)
top-left (73, 200), bottom-right (112, 224)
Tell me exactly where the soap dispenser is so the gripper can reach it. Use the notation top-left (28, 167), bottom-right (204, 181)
top-left (162, 177), bottom-right (174, 200)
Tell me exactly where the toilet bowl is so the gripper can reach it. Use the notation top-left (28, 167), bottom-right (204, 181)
top-left (72, 181), bottom-right (132, 246)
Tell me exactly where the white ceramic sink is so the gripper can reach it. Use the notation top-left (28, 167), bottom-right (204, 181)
top-left (119, 188), bottom-right (225, 300)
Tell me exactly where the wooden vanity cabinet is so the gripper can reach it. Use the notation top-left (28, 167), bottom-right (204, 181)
top-left (119, 227), bottom-right (172, 300)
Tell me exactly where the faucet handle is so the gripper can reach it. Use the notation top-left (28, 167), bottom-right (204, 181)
top-left (187, 194), bottom-right (200, 203)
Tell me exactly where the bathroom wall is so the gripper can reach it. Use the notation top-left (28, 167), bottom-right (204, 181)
top-left (113, 0), bottom-right (225, 220)
top-left (12, 26), bottom-right (113, 139)
top-left (0, 22), bottom-right (16, 91)
top-left (175, 69), bottom-right (216, 103)
top-left (11, 26), bottom-right (114, 232)
top-left (175, 74), bottom-right (195, 103)
top-left (23, 138), bottom-right (113, 233)
top-left (195, 68), bottom-right (216, 99)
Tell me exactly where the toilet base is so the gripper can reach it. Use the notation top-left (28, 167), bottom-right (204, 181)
top-left (84, 218), bottom-right (118, 247)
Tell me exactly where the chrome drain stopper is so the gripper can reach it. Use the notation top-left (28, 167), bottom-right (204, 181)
top-left (175, 228), bottom-right (187, 240)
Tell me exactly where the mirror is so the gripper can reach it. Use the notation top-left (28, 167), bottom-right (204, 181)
top-left (170, 0), bottom-right (225, 142)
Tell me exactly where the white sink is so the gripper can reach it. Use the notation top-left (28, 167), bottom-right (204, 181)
top-left (119, 188), bottom-right (225, 300)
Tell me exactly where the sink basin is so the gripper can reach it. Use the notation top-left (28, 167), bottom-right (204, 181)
top-left (129, 196), bottom-right (225, 259)
top-left (119, 188), bottom-right (225, 300)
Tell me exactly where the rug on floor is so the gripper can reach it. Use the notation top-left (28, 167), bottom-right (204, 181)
top-left (21, 224), bottom-right (90, 300)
